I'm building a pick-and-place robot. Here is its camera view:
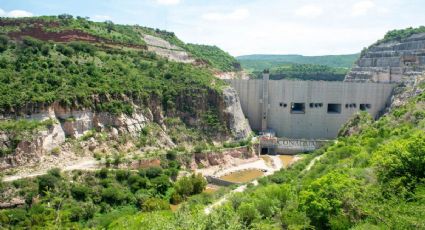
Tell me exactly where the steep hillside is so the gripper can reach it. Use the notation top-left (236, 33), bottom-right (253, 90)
top-left (345, 26), bottom-right (425, 83)
top-left (0, 16), bottom-right (251, 172)
top-left (185, 44), bottom-right (241, 72)
top-left (237, 54), bottom-right (359, 72)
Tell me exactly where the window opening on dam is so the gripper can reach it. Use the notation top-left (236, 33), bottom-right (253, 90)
top-left (327, 103), bottom-right (342, 114)
top-left (360, 104), bottom-right (371, 111)
top-left (290, 103), bottom-right (305, 114)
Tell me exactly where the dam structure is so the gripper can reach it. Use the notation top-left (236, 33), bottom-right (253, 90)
top-left (228, 71), bottom-right (395, 153)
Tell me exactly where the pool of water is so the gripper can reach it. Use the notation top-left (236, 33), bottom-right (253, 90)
top-left (219, 169), bottom-right (264, 183)
top-left (279, 155), bottom-right (295, 168)
top-left (260, 155), bottom-right (273, 167)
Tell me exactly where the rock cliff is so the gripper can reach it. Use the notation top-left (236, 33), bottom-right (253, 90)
top-left (345, 32), bottom-right (425, 84)
top-left (0, 88), bottom-right (251, 170)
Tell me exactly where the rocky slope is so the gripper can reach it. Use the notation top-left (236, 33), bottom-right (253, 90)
top-left (0, 16), bottom-right (251, 171)
top-left (345, 32), bottom-right (425, 84)
top-left (0, 86), bottom-right (250, 170)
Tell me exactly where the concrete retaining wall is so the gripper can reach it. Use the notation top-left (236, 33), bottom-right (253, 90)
top-left (205, 175), bottom-right (238, 186)
top-left (228, 79), bottom-right (395, 139)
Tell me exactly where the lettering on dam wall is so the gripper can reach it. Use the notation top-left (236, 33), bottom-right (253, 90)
top-left (260, 136), bottom-right (329, 153)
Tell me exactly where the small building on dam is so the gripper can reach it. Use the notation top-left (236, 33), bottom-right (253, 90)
top-left (227, 71), bottom-right (395, 143)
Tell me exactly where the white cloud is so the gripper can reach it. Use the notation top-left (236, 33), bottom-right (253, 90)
top-left (155, 0), bottom-right (181, 6)
top-left (295, 4), bottom-right (323, 18)
top-left (202, 9), bottom-right (250, 21)
top-left (351, 0), bottom-right (375, 16)
top-left (92, 15), bottom-right (112, 21)
top-left (0, 8), bottom-right (33, 17)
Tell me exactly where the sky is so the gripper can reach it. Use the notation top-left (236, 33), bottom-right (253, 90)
top-left (1, 0), bottom-right (424, 56)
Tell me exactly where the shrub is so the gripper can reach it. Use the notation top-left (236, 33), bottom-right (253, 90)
top-left (0, 35), bottom-right (9, 52)
top-left (165, 150), bottom-right (177, 160)
top-left (141, 198), bottom-right (169, 212)
top-left (97, 168), bottom-right (109, 179)
top-left (115, 170), bottom-right (130, 182)
top-left (101, 186), bottom-right (131, 205)
top-left (38, 174), bottom-right (59, 195)
top-left (56, 43), bottom-right (75, 56)
top-left (146, 167), bottom-right (162, 179)
top-left (237, 203), bottom-right (260, 227)
top-left (71, 184), bottom-right (91, 201)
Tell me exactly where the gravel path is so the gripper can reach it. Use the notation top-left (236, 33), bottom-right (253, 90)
top-left (2, 159), bottom-right (99, 182)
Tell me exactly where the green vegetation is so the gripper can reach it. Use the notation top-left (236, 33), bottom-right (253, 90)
top-left (0, 156), bottom-right (207, 228)
top-left (185, 44), bottom-right (241, 72)
top-left (237, 54), bottom-right (359, 72)
top-left (250, 63), bottom-right (348, 81)
top-left (0, 17), bottom-right (228, 115)
top-left (377, 26), bottom-right (425, 45)
top-left (108, 90), bottom-right (425, 229)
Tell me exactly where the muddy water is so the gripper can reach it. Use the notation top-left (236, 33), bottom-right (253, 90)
top-left (279, 155), bottom-right (295, 168)
top-left (219, 169), bottom-right (264, 183)
top-left (260, 155), bottom-right (273, 167)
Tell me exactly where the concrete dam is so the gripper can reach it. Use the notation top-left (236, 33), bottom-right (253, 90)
top-left (228, 72), bottom-right (395, 142)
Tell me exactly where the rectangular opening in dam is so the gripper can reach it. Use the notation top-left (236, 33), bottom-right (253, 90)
top-left (290, 103), bottom-right (305, 114)
top-left (360, 104), bottom-right (371, 111)
top-left (327, 103), bottom-right (341, 114)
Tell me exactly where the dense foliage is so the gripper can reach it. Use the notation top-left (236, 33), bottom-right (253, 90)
top-left (237, 54), bottom-right (359, 72)
top-left (109, 88), bottom-right (425, 229)
top-left (185, 44), bottom-right (241, 72)
top-left (0, 27), bottom-right (224, 114)
top-left (0, 159), bottom-right (207, 228)
top-left (251, 63), bottom-right (348, 81)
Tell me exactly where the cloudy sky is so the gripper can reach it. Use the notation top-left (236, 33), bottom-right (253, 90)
top-left (1, 0), bottom-right (424, 56)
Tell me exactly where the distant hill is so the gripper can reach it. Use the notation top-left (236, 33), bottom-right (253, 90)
top-left (237, 54), bottom-right (359, 72)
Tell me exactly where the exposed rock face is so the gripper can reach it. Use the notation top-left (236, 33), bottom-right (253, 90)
top-left (222, 87), bottom-right (252, 140)
top-left (345, 33), bottom-right (425, 84)
top-left (0, 88), bottom-right (251, 169)
top-left (390, 74), bottom-right (425, 108)
top-left (143, 34), bottom-right (195, 63)
top-left (190, 146), bottom-right (255, 170)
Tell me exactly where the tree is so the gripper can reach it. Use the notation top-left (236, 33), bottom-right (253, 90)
top-left (237, 203), bottom-right (260, 227)
top-left (141, 198), bottom-right (169, 212)
top-left (0, 35), bottom-right (8, 53)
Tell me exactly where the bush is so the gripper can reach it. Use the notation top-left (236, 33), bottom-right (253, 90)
top-left (56, 43), bottom-right (75, 56)
top-left (97, 168), bottom-right (109, 179)
top-left (128, 174), bottom-right (148, 192)
top-left (115, 170), bottom-right (130, 182)
top-left (38, 174), bottom-right (59, 195)
top-left (0, 35), bottom-right (9, 52)
top-left (101, 186), bottom-right (131, 205)
top-left (166, 150), bottom-right (177, 160)
top-left (237, 203), bottom-right (260, 226)
top-left (71, 185), bottom-right (91, 201)
top-left (146, 167), bottom-right (162, 179)
top-left (141, 198), bottom-right (169, 212)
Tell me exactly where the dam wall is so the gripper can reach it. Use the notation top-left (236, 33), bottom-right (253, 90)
top-left (228, 77), bottom-right (395, 139)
